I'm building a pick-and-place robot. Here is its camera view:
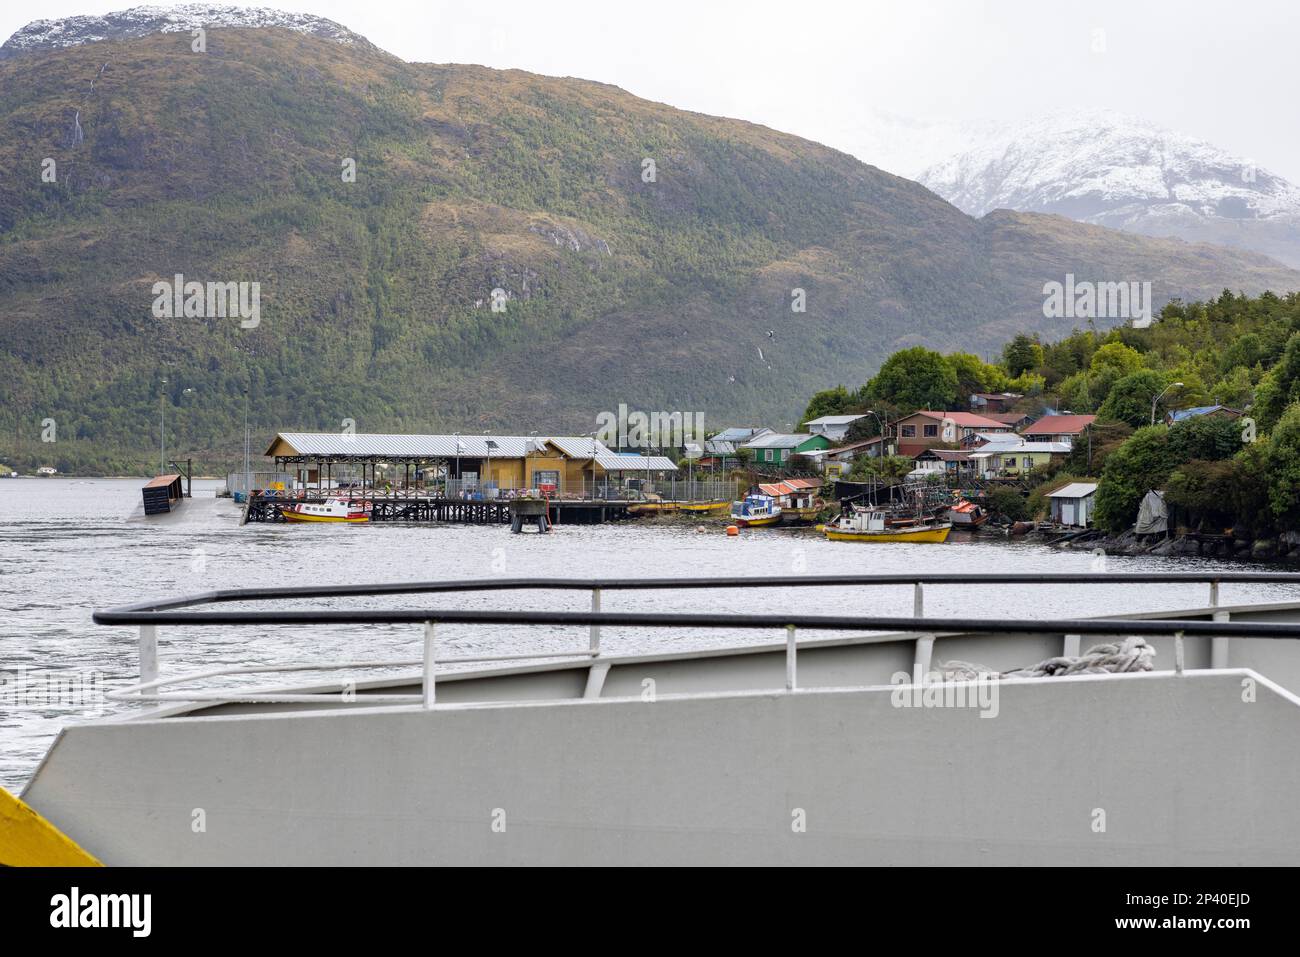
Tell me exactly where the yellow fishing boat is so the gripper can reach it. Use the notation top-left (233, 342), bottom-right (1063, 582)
top-left (627, 501), bottom-right (680, 515)
top-left (823, 508), bottom-right (951, 543)
top-left (679, 500), bottom-right (730, 514)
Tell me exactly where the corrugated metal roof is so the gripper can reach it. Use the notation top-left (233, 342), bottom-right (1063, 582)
top-left (713, 427), bottom-right (771, 443)
top-left (742, 432), bottom-right (813, 449)
top-left (268, 433), bottom-right (610, 459)
top-left (547, 437), bottom-right (612, 458)
top-left (975, 441), bottom-right (1071, 454)
top-left (1168, 405), bottom-right (1240, 422)
top-left (1048, 482), bottom-right (1099, 498)
top-left (804, 414), bottom-right (866, 426)
top-left (592, 453), bottom-right (678, 471)
top-left (1024, 414), bottom-right (1096, 435)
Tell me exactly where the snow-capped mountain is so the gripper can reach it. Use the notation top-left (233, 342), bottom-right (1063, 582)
top-left (0, 4), bottom-right (369, 59)
top-left (918, 110), bottom-right (1300, 267)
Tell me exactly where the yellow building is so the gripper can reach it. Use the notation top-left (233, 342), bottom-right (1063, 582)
top-left (262, 432), bottom-right (678, 495)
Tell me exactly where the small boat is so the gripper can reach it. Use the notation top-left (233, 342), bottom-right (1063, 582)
top-left (679, 500), bottom-right (730, 514)
top-left (823, 508), bottom-right (951, 543)
top-left (730, 493), bottom-right (782, 527)
top-left (628, 501), bottom-right (680, 515)
top-left (280, 499), bottom-right (370, 524)
top-left (947, 499), bottom-right (988, 528)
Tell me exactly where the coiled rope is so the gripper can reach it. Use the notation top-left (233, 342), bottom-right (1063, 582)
top-left (939, 636), bottom-right (1156, 681)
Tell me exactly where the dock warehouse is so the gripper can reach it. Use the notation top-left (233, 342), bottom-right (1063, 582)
top-left (263, 432), bottom-right (678, 496)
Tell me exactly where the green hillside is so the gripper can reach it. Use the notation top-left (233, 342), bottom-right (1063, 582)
top-left (2, 26), bottom-right (1298, 473)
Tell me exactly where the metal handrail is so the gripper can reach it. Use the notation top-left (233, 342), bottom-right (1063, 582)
top-left (93, 571), bottom-right (1300, 618)
top-left (91, 572), bottom-right (1300, 709)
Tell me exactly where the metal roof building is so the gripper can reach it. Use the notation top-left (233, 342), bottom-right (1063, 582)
top-left (265, 432), bottom-right (675, 467)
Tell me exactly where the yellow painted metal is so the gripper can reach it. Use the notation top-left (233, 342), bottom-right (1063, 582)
top-left (280, 511), bottom-right (369, 523)
top-left (0, 787), bottom-right (102, 867)
top-left (824, 524), bottom-right (953, 543)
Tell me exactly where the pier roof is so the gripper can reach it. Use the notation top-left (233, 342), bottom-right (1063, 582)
top-left (265, 432), bottom-right (612, 459)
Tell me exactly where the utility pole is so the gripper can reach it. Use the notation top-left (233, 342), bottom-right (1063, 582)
top-left (159, 377), bottom-right (167, 475)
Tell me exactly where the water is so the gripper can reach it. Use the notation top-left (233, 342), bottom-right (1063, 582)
top-left (2, 477), bottom-right (1297, 791)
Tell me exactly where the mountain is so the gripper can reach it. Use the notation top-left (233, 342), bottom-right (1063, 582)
top-left (1, 13), bottom-right (1298, 472)
top-left (920, 110), bottom-right (1300, 268)
top-left (0, 3), bottom-right (368, 59)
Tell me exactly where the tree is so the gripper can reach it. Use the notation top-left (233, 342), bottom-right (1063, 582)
top-left (801, 386), bottom-right (853, 425)
top-left (985, 486), bottom-right (1028, 522)
top-left (1088, 342), bottom-right (1144, 379)
top-left (1093, 426), bottom-right (1180, 533)
top-left (1097, 369), bottom-right (1167, 427)
top-left (1002, 334), bottom-right (1042, 378)
top-left (1165, 416), bottom-right (1244, 462)
top-left (1164, 460), bottom-right (1239, 530)
top-left (865, 347), bottom-right (958, 412)
top-left (1252, 332), bottom-right (1300, 431)
top-left (945, 352), bottom-right (1008, 398)
top-left (1265, 402), bottom-right (1300, 530)
top-left (847, 454), bottom-right (913, 483)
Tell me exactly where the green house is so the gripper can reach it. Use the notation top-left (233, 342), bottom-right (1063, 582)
top-left (741, 433), bottom-right (831, 466)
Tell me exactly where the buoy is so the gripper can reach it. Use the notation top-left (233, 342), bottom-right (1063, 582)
top-left (696, 525), bottom-right (707, 533)
top-left (725, 525), bottom-right (739, 536)
top-left (814, 523), bottom-right (825, 532)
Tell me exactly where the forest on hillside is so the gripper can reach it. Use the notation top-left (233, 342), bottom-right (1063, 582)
top-left (801, 290), bottom-right (1300, 539)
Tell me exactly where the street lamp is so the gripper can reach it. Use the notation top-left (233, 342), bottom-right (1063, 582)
top-left (1151, 382), bottom-right (1184, 426)
top-left (527, 430), bottom-right (538, 494)
top-left (453, 431), bottom-right (462, 496)
top-left (863, 409), bottom-right (887, 457)
top-left (485, 432), bottom-right (497, 499)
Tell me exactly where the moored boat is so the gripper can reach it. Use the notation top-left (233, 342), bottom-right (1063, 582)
top-left (823, 507), bottom-right (951, 542)
top-left (280, 498), bottom-right (371, 524)
top-left (730, 493), bottom-right (782, 527)
top-left (947, 499), bottom-right (988, 527)
top-left (679, 500), bottom-right (730, 514)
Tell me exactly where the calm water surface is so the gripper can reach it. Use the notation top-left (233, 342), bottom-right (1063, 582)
top-left (2, 478), bottom-right (1296, 790)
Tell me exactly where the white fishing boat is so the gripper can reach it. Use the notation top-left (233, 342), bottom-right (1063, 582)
top-left (729, 492), bottom-right (782, 527)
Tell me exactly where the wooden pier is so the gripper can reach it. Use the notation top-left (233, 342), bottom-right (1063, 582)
top-left (243, 496), bottom-right (638, 526)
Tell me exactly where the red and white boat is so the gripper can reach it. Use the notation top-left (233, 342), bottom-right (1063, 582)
top-left (946, 499), bottom-right (988, 527)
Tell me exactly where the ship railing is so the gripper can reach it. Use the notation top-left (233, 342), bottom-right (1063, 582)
top-left (91, 572), bottom-right (1300, 708)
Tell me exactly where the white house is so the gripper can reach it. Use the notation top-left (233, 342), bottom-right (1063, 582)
top-left (802, 414), bottom-right (867, 442)
top-left (1048, 482), bottom-right (1098, 527)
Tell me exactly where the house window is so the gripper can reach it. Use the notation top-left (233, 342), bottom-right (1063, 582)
top-left (923, 424), bottom-right (937, 437)
top-left (901, 425), bottom-right (916, 438)
top-left (532, 470), bottom-right (560, 487)
top-left (1023, 457), bottom-right (1032, 470)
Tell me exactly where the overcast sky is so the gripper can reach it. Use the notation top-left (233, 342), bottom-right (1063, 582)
top-left (7, 0), bottom-right (1300, 181)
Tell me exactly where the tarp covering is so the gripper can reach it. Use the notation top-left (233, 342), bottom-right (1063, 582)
top-left (1135, 489), bottom-right (1168, 535)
